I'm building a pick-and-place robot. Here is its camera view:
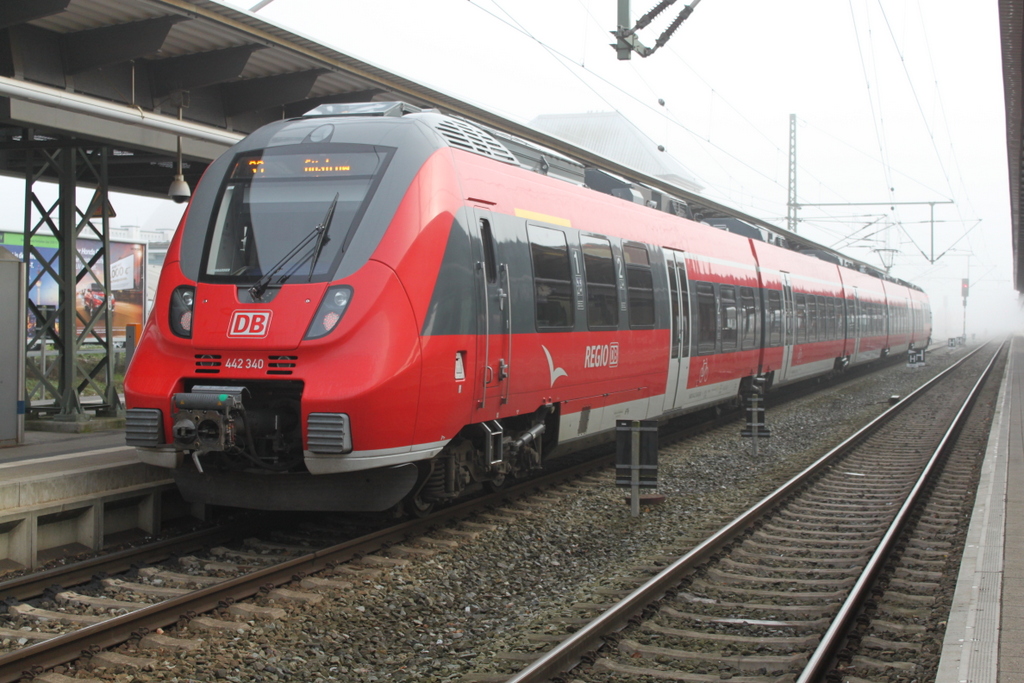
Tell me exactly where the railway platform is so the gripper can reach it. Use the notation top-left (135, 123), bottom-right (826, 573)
top-left (937, 335), bottom-right (1024, 683)
top-left (0, 428), bottom-right (177, 572)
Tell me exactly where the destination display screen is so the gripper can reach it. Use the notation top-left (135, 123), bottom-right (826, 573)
top-left (229, 150), bottom-right (384, 180)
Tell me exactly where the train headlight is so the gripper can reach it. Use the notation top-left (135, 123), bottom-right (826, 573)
top-left (305, 285), bottom-right (353, 340)
top-left (169, 285), bottom-right (196, 338)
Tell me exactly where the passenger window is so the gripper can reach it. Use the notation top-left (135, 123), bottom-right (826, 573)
top-left (807, 296), bottom-right (818, 342)
top-left (581, 236), bottom-right (618, 329)
top-left (794, 293), bottom-right (807, 344)
top-left (480, 219), bottom-right (497, 284)
top-left (739, 287), bottom-right (757, 351)
top-left (767, 290), bottom-right (782, 347)
top-left (696, 283), bottom-right (717, 354)
top-left (528, 226), bottom-right (574, 329)
top-left (720, 285), bottom-right (738, 352)
top-left (623, 243), bottom-right (655, 328)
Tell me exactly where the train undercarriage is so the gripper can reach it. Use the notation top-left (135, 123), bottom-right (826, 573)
top-left (152, 381), bottom-right (558, 514)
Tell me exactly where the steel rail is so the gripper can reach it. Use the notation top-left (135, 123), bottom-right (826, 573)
top-left (505, 343), bottom-right (989, 683)
top-left (0, 521), bottom-right (260, 603)
top-left (796, 341), bottom-right (1004, 682)
top-left (0, 454), bottom-right (611, 683)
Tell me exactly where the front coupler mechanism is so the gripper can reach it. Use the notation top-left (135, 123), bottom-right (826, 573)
top-left (171, 386), bottom-right (248, 468)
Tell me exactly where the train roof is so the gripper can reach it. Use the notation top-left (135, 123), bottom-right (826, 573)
top-left (262, 102), bottom-right (923, 294)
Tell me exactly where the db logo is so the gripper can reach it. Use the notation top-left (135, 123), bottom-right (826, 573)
top-left (228, 311), bottom-right (272, 338)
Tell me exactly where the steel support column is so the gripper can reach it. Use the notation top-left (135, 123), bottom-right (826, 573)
top-left (22, 133), bottom-right (122, 420)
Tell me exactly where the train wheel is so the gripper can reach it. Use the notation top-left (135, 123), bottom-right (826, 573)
top-left (405, 492), bottom-right (435, 518)
top-left (483, 472), bottom-right (507, 493)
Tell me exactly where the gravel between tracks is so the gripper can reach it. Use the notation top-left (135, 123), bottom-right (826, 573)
top-left (53, 346), bottom-right (969, 683)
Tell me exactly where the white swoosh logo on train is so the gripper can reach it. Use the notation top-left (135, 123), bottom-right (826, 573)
top-left (541, 345), bottom-right (568, 387)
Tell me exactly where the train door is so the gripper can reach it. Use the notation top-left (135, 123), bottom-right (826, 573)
top-left (779, 273), bottom-right (794, 382)
top-left (850, 288), bottom-right (861, 359)
top-left (474, 209), bottom-right (511, 413)
top-left (663, 249), bottom-right (691, 412)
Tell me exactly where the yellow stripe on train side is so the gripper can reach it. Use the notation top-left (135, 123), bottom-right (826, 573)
top-left (514, 208), bottom-right (572, 228)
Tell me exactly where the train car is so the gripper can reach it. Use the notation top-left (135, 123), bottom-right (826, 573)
top-left (124, 102), bottom-right (931, 514)
top-left (746, 241), bottom-right (847, 387)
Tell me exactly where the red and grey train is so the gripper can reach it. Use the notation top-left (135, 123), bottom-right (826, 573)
top-left (124, 101), bottom-right (932, 513)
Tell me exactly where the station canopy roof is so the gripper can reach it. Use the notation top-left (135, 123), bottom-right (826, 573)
top-left (1000, 0), bottom-right (1024, 292)
top-left (0, 0), bottom-right (888, 271)
top-left (0, 0), bottom-right (487, 196)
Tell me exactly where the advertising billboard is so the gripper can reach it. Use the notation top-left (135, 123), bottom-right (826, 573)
top-left (0, 232), bottom-right (146, 340)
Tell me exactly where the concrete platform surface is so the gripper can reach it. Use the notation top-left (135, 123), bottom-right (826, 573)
top-left (0, 428), bottom-right (130, 467)
top-left (936, 335), bottom-right (1024, 683)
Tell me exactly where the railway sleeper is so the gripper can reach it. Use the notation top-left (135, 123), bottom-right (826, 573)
top-left (228, 602), bottom-right (285, 621)
top-left (85, 650), bottom-right (156, 672)
top-left (8, 602), bottom-right (104, 625)
top-left (688, 578), bottom-right (849, 602)
top-left (136, 567), bottom-right (223, 588)
top-left (704, 567), bottom-right (856, 590)
top-left (592, 657), bottom-right (778, 683)
top-left (618, 638), bottom-right (808, 671)
top-left (719, 558), bottom-right (854, 577)
top-left (659, 610), bottom-right (832, 631)
top-left (34, 674), bottom-right (103, 683)
top-left (101, 578), bottom-right (191, 598)
top-left (0, 626), bottom-right (57, 643)
top-left (849, 654), bottom-right (918, 673)
top-left (138, 632), bottom-right (202, 652)
top-left (54, 591), bottom-right (143, 612)
top-left (642, 620), bottom-right (820, 649)
top-left (667, 598), bottom-right (837, 618)
top-left (859, 635), bottom-right (923, 652)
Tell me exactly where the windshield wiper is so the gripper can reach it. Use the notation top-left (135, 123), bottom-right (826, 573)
top-left (308, 192), bottom-right (339, 281)
top-left (248, 192), bottom-right (342, 299)
top-left (248, 194), bottom-right (339, 300)
top-left (248, 230), bottom-right (317, 300)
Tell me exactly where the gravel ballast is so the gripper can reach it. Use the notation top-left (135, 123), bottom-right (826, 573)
top-left (62, 346), bottom-right (971, 683)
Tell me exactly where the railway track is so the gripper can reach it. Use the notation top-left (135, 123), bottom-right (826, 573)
top-left (485, 341), bottom-right (1002, 683)
top-left (0, 345), bottom-right (964, 682)
top-left (0, 452), bottom-right (616, 682)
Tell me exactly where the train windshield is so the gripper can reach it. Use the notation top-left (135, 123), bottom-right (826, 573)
top-left (201, 143), bottom-right (394, 284)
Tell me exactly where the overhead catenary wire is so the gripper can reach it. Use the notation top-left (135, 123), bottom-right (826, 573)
top-left (471, 0), bottom-right (787, 194)
top-left (499, 3), bottom-right (778, 219)
top-left (485, 0), bottom-right (865, 225)
top-left (471, 0), bottom-right (977, 276)
top-left (848, 0), bottom-right (898, 209)
top-left (494, 2), bottom-right (895, 256)
top-left (607, 5), bottom-right (876, 226)
top-left (799, 117), bottom-right (953, 200)
top-left (872, 0), bottom-right (977, 261)
top-left (911, 0), bottom-right (978, 222)
top-left (874, 0), bottom-right (955, 202)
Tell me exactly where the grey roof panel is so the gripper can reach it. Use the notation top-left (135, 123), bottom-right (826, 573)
top-left (530, 111), bottom-right (702, 194)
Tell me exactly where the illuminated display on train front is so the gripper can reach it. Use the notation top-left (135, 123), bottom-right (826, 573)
top-left (230, 151), bottom-right (375, 180)
top-left (303, 158), bottom-right (352, 173)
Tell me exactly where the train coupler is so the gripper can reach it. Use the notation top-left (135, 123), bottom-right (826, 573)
top-left (171, 385), bottom-right (247, 457)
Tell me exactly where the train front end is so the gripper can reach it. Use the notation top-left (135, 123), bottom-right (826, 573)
top-left (124, 105), bottom-right (448, 512)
